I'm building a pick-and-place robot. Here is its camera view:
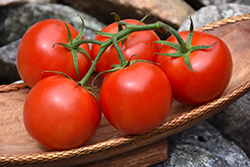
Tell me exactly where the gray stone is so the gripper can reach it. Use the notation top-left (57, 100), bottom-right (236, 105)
top-left (178, 3), bottom-right (250, 31)
top-left (207, 91), bottom-right (250, 157)
top-left (178, 5), bottom-right (221, 31)
top-left (152, 121), bottom-right (250, 167)
top-left (0, 39), bottom-right (21, 84)
top-left (229, 3), bottom-right (250, 16)
top-left (60, 0), bottom-right (195, 30)
top-left (0, 0), bottom-right (56, 7)
top-left (0, 3), bottom-right (105, 84)
top-left (0, 3), bottom-right (105, 46)
top-left (198, 0), bottom-right (250, 6)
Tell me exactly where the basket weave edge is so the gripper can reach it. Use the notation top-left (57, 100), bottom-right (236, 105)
top-left (1, 80), bottom-right (250, 165)
top-left (195, 13), bottom-right (250, 32)
top-left (0, 82), bottom-right (28, 92)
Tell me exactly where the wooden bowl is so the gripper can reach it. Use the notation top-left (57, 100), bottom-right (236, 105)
top-left (1, 13), bottom-right (250, 166)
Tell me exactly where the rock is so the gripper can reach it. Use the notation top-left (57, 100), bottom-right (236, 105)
top-left (0, 40), bottom-right (21, 84)
top-left (178, 3), bottom-right (250, 31)
top-left (152, 121), bottom-right (250, 167)
top-left (0, 3), bottom-right (106, 84)
top-left (187, 0), bottom-right (250, 19)
top-left (197, 0), bottom-right (250, 6)
top-left (0, 3), bottom-right (105, 46)
top-left (207, 92), bottom-right (250, 157)
top-left (60, 0), bottom-right (195, 29)
top-left (178, 5), bottom-right (221, 31)
top-left (0, 0), bottom-right (56, 7)
top-left (229, 3), bottom-right (250, 16)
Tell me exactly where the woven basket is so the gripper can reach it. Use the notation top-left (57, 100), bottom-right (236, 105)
top-left (1, 13), bottom-right (250, 166)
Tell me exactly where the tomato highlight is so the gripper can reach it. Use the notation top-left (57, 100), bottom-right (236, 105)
top-left (91, 19), bottom-right (161, 78)
top-left (99, 62), bottom-right (172, 134)
top-left (23, 75), bottom-right (101, 150)
top-left (155, 18), bottom-right (233, 105)
top-left (17, 19), bottom-right (92, 88)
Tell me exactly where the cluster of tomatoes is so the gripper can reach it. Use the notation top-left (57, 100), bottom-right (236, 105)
top-left (16, 17), bottom-right (233, 151)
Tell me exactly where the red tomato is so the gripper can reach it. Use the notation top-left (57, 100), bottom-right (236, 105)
top-left (157, 31), bottom-right (233, 106)
top-left (23, 75), bottom-right (101, 150)
top-left (17, 19), bottom-right (92, 87)
top-left (91, 19), bottom-right (161, 78)
top-left (99, 62), bottom-right (172, 134)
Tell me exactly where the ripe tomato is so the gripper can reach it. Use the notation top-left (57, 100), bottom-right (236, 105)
top-left (99, 62), bottom-right (172, 134)
top-left (17, 19), bottom-right (92, 88)
top-left (157, 31), bottom-right (233, 106)
top-left (91, 19), bottom-right (161, 78)
top-left (23, 75), bottom-right (101, 150)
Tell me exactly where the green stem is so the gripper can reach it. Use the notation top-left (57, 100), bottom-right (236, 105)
top-left (118, 21), bottom-right (161, 32)
top-left (77, 20), bottom-right (178, 86)
top-left (78, 46), bottom-right (108, 86)
top-left (112, 35), bottom-right (127, 66)
top-left (158, 22), bottom-right (188, 52)
top-left (72, 39), bottom-right (103, 49)
top-left (155, 17), bottom-right (218, 72)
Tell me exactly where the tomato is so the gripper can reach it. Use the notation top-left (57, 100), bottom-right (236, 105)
top-left (157, 31), bottom-right (233, 106)
top-left (17, 19), bottom-right (92, 88)
top-left (99, 62), bottom-right (172, 134)
top-left (91, 19), bottom-right (161, 78)
top-left (23, 75), bottom-right (101, 150)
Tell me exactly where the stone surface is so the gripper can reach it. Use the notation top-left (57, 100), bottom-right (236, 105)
top-left (0, 39), bottom-right (21, 84)
top-left (60, 0), bottom-right (195, 29)
top-left (0, 3), bottom-right (105, 84)
top-left (0, 3), bottom-right (105, 46)
top-left (178, 3), bottom-right (250, 31)
top-left (197, 0), bottom-right (250, 6)
top-left (0, 0), bottom-right (56, 7)
top-left (187, 0), bottom-right (250, 19)
top-left (207, 92), bottom-right (250, 157)
top-left (152, 121), bottom-right (250, 167)
top-left (178, 5), bottom-right (220, 31)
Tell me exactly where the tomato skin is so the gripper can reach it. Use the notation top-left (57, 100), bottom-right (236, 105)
top-left (17, 19), bottom-right (92, 87)
top-left (91, 19), bottom-right (161, 78)
top-left (23, 75), bottom-right (101, 150)
top-left (157, 31), bottom-right (233, 106)
top-left (99, 62), bottom-right (172, 134)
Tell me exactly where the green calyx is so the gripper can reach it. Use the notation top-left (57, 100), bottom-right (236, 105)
top-left (91, 54), bottom-right (155, 88)
top-left (53, 16), bottom-right (91, 79)
top-left (92, 13), bottom-right (153, 72)
top-left (66, 14), bottom-right (219, 90)
top-left (154, 17), bottom-right (218, 72)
